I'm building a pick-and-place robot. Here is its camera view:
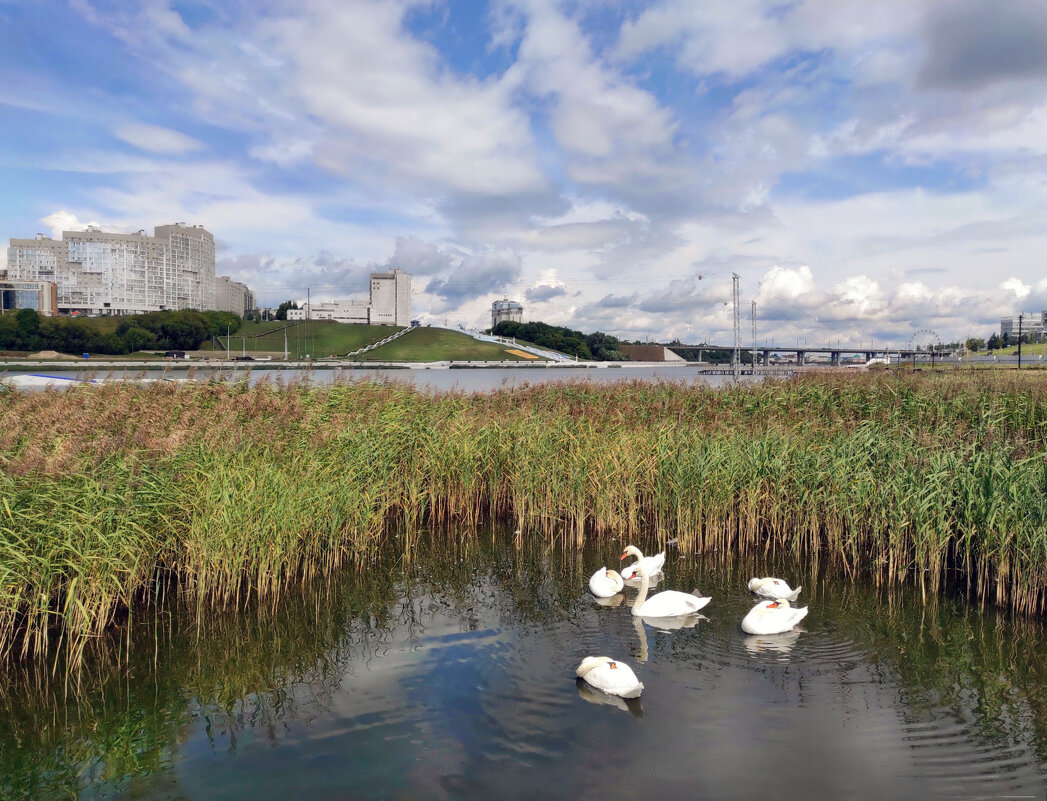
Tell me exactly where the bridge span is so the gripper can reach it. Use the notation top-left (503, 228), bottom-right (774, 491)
top-left (669, 344), bottom-right (956, 366)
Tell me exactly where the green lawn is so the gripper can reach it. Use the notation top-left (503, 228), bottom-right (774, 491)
top-left (362, 326), bottom-right (531, 362)
top-left (215, 321), bottom-right (401, 358)
top-left (989, 342), bottom-right (1047, 356)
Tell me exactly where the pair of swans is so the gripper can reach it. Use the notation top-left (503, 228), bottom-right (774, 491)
top-left (588, 544), bottom-right (667, 596)
top-left (587, 545), bottom-right (665, 598)
top-left (743, 576), bottom-right (806, 634)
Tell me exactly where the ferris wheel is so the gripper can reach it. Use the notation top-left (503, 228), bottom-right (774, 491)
top-left (907, 329), bottom-right (942, 355)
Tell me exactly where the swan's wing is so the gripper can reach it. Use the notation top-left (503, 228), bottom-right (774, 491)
top-left (688, 594), bottom-right (712, 612)
top-left (789, 606), bottom-right (809, 626)
top-left (786, 586), bottom-right (802, 602)
top-left (649, 551), bottom-right (666, 573)
top-left (636, 590), bottom-right (704, 617)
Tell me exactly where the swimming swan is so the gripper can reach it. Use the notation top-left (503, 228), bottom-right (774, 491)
top-left (588, 566), bottom-right (625, 598)
top-left (741, 599), bottom-right (808, 635)
top-left (619, 545), bottom-right (666, 581)
top-left (575, 656), bottom-right (644, 698)
top-left (748, 577), bottom-right (802, 602)
top-left (630, 564), bottom-right (710, 618)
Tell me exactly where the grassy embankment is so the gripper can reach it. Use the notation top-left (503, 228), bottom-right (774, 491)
top-left (214, 320), bottom-right (401, 358)
top-left (189, 322), bottom-right (531, 361)
top-left (1, 371), bottom-right (1046, 668)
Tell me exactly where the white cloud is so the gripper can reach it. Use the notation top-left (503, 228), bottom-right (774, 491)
top-left (40, 210), bottom-right (104, 238)
top-left (114, 123), bottom-right (205, 154)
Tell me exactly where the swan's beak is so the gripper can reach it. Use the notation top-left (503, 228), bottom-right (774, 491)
top-left (768, 602), bottom-right (780, 608)
top-left (619, 553), bottom-right (627, 561)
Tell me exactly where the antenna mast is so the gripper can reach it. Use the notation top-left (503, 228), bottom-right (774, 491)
top-left (732, 273), bottom-right (741, 379)
top-left (751, 300), bottom-right (757, 375)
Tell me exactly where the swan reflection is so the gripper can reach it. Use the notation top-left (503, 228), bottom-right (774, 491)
top-left (743, 628), bottom-right (803, 656)
top-left (576, 678), bottom-right (644, 718)
top-left (638, 612), bottom-right (707, 631)
top-left (592, 593), bottom-right (625, 607)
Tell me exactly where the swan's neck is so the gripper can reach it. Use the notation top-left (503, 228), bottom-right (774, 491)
top-left (634, 570), bottom-right (650, 610)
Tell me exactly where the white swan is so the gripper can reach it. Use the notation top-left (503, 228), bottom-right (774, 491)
top-left (619, 545), bottom-right (666, 581)
top-left (575, 656), bottom-right (644, 698)
top-left (748, 576), bottom-right (802, 602)
top-left (741, 599), bottom-right (808, 635)
top-left (630, 564), bottom-right (710, 618)
top-left (588, 566), bottom-right (625, 598)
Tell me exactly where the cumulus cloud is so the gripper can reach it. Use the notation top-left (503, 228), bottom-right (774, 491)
top-left (20, 0), bottom-right (1045, 346)
top-left (40, 210), bottom-right (104, 238)
top-left (425, 250), bottom-right (523, 309)
top-left (525, 284), bottom-right (565, 303)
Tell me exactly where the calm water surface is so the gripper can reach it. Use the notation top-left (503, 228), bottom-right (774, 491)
top-left (2, 365), bottom-right (743, 393)
top-left (2, 532), bottom-right (1046, 800)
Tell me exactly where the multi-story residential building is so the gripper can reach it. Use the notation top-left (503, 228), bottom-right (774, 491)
top-left (1001, 313), bottom-right (1046, 343)
top-left (491, 298), bottom-right (523, 328)
top-left (288, 269), bottom-right (412, 326)
top-left (216, 275), bottom-right (256, 317)
top-left (7, 223), bottom-right (218, 315)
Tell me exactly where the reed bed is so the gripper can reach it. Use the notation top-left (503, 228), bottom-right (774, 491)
top-left (1, 371), bottom-right (1046, 667)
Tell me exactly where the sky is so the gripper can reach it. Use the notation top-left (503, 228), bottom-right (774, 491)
top-left (2, 0), bottom-right (1047, 348)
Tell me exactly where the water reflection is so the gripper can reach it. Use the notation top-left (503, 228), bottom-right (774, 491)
top-left (575, 679), bottom-right (644, 719)
top-left (0, 530), bottom-right (1046, 800)
top-left (743, 629), bottom-right (803, 657)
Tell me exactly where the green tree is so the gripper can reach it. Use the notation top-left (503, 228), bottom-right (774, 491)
top-left (14, 308), bottom-right (41, 351)
top-left (965, 337), bottom-right (985, 353)
top-left (275, 301), bottom-right (298, 321)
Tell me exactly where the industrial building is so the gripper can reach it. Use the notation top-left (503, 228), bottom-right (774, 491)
top-left (0, 279), bottom-right (58, 316)
top-left (1001, 313), bottom-right (1047, 343)
top-left (7, 224), bottom-right (223, 316)
top-left (287, 269), bottom-right (411, 326)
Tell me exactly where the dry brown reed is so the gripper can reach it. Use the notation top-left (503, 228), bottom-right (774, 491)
top-left (1, 370), bottom-right (1046, 667)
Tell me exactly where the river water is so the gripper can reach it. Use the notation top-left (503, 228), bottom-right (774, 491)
top-left (2, 530), bottom-right (1045, 800)
top-left (0, 364), bottom-right (749, 393)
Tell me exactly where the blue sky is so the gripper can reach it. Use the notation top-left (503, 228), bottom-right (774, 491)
top-left (3, 0), bottom-right (1047, 346)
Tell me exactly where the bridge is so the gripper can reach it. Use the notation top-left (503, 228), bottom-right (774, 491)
top-left (668, 343), bottom-right (957, 367)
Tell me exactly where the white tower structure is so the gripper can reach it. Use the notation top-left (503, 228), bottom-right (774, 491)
top-left (491, 298), bottom-right (524, 328)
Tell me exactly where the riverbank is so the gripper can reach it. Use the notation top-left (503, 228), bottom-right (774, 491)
top-left (1, 371), bottom-right (1045, 668)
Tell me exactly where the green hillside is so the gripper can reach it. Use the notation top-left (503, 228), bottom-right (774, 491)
top-left (213, 320), bottom-right (400, 358)
top-left (362, 326), bottom-right (532, 362)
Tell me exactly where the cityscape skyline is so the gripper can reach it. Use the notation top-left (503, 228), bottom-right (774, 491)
top-left (2, 1), bottom-right (1046, 346)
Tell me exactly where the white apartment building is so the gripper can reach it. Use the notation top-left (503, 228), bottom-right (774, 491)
top-left (7, 223), bottom-right (217, 315)
top-left (288, 269), bottom-right (411, 326)
top-left (216, 275), bottom-right (256, 317)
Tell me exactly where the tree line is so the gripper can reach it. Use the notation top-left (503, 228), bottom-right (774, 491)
top-left (489, 320), bottom-right (627, 360)
top-left (0, 309), bottom-right (243, 355)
